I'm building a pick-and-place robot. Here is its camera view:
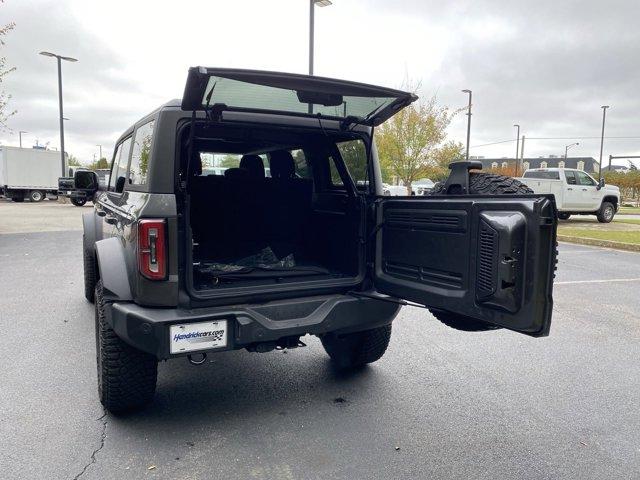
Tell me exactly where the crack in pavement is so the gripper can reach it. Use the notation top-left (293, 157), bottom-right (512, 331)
top-left (71, 411), bottom-right (108, 480)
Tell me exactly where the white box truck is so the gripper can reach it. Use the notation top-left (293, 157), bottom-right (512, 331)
top-left (0, 146), bottom-right (66, 202)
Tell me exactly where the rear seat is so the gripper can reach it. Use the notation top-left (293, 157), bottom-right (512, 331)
top-left (189, 151), bottom-right (313, 263)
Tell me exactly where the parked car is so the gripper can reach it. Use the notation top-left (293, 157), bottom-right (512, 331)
top-left (382, 183), bottom-right (407, 196)
top-left (0, 146), bottom-right (64, 202)
top-left (520, 168), bottom-right (620, 222)
top-left (411, 178), bottom-right (435, 195)
top-left (77, 67), bottom-right (557, 413)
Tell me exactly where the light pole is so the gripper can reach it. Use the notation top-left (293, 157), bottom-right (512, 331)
top-left (39, 51), bottom-right (78, 177)
top-left (564, 142), bottom-right (579, 160)
top-left (309, 0), bottom-right (332, 76)
top-left (513, 124), bottom-right (520, 175)
top-left (462, 89), bottom-right (472, 160)
top-left (598, 105), bottom-right (609, 181)
top-left (19, 131), bottom-right (27, 148)
top-left (96, 144), bottom-right (102, 160)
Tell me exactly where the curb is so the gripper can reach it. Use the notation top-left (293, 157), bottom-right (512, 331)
top-left (557, 234), bottom-right (640, 252)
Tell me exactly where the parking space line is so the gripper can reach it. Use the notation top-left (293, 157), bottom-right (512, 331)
top-left (555, 278), bottom-right (640, 285)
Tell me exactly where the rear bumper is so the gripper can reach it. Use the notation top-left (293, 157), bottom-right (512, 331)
top-left (105, 293), bottom-right (400, 360)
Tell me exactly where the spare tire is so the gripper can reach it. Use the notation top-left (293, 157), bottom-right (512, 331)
top-left (429, 172), bottom-right (534, 332)
top-left (431, 171), bottom-right (533, 195)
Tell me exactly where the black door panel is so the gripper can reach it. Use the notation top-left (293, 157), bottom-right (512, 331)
top-left (374, 196), bottom-right (557, 336)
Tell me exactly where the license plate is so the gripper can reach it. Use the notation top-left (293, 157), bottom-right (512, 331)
top-left (169, 320), bottom-right (228, 354)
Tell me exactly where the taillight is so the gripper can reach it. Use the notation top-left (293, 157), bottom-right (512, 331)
top-left (138, 219), bottom-right (167, 280)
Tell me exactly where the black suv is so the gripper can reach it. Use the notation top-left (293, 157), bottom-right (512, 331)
top-left (77, 68), bottom-right (557, 413)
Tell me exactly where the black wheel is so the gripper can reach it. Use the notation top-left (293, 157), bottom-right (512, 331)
top-left (95, 281), bottom-right (157, 413)
top-left (29, 190), bottom-right (44, 202)
top-left (71, 197), bottom-right (87, 207)
top-left (83, 235), bottom-right (97, 303)
top-left (429, 309), bottom-right (500, 332)
top-left (597, 202), bottom-right (615, 223)
top-left (321, 325), bottom-right (392, 369)
top-left (558, 213), bottom-right (571, 220)
top-left (430, 172), bottom-right (535, 331)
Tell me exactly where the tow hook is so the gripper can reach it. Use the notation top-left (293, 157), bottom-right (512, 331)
top-left (246, 336), bottom-right (307, 353)
top-left (187, 352), bottom-right (207, 366)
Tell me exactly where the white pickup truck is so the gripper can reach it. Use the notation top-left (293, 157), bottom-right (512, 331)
top-left (519, 168), bottom-right (620, 222)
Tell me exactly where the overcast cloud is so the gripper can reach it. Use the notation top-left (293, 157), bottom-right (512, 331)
top-left (1, 0), bottom-right (639, 166)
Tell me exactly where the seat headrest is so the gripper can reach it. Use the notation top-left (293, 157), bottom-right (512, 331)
top-left (240, 154), bottom-right (265, 179)
top-left (224, 167), bottom-right (249, 179)
top-left (270, 150), bottom-right (296, 179)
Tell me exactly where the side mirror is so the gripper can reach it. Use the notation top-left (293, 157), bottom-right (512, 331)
top-left (74, 170), bottom-right (99, 194)
top-left (597, 178), bottom-right (605, 190)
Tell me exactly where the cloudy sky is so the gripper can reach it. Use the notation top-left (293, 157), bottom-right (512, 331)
top-left (1, 0), bottom-right (639, 167)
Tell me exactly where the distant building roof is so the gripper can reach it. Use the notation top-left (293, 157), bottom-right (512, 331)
top-left (478, 156), bottom-right (599, 172)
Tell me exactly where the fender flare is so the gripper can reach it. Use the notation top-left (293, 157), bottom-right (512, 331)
top-left (95, 237), bottom-right (133, 302)
top-left (82, 212), bottom-right (97, 251)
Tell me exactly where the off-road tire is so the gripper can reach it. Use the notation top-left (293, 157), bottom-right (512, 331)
top-left (83, 235), bottom-right (97, 303)
top-left (321, 325), bottom-right (392, 369)
top-left (71, 197), bottom-right (87, 207)
top-left (95, 281), bottom-right (157, 413)
top-left (430, 172), bottom-right (536, 331)
top-left (431, 171), bottom-right (534, 195)
top-left (597, 202), bottom-right (615, 223)
top-left (428, 309), bottom-right (501, 331)
top-left (29, 190), bottom-right (44, 202)
top-left (558, 213), bottom-right (571, 220)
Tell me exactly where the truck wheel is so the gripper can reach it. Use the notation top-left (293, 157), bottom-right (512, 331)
top-left (83, 235), bottom-right (97, 303)
top-left (597, 202), bottom-right (615, 223)
top-left (29, 190), bottom-right (44, 202)
top-left (95, 281), bottom-right (158, 413)
top-left (430, 172), bottom-right (534, 331)
top-left (558, 213), bottom-right (571, 220)
top-left (71, 198), bottom-right (87, 207)
top-left (321, 325), bottom-right (392, 369)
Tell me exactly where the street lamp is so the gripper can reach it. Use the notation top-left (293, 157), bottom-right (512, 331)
top-left (39, 51), bottom-right (78, 177)
top-left (96, 144), bottom-right (102, 160)
top-left (597, 105), bottom-right (609, 181)
top-left (309, 0), bottom-right (332, 76)
top-left (462, 89), bottom-right (472, 160)
top-left (19, 131), bottom-right (27, 148)
top-left (513, 124), bottom-right (520, 175)
top-left (564, 142), bottom-right (579, 160)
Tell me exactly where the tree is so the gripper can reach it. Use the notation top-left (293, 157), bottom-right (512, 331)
top-left (375, 96), bottom-right (460, 193)
top-left (426, 140), bottom-right (465, 182)
top-left (67, 154), bottom-right (81, 167)
top-left (0, 1), bottom-right (16, 131)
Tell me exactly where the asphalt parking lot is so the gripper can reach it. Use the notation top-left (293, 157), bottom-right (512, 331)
top-left (1, 202), bottom-right (639, 479)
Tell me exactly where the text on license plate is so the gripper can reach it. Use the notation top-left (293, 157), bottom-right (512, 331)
top-left (169, 320), bottom-right (228, 354)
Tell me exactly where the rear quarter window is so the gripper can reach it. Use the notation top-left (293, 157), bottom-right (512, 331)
top-left (523, 171), bottom-right (560, 180)
top-left (129, 120), bottom-right (154, 186)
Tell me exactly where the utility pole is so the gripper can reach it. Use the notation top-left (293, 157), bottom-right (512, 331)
top-left (520, 135), bottom-right (526, 174)
top-left (462, 89), bottom-right (472, 160)
top-left (96, 144), bottom-right (102, 160)
top-left (513, 124), bottom-right (520, 175)
top-left (19, 131), bottom-right (27, 148)
top-left (598, 105), bottom-right (609, 181)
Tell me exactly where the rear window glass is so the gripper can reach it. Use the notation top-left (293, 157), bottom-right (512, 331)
top-left (523, 171), bottom-right (560, 180)
top-left (201, 75), bottom-right (399, 121)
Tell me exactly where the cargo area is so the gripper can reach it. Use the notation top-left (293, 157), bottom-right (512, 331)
top-left (183, 122), bottom-right (369, 293)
